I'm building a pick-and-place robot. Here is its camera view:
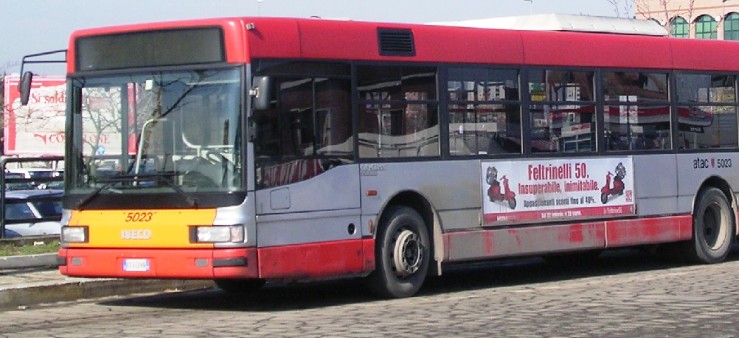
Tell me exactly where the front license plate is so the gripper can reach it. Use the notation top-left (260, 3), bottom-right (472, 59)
top-left (123, 258), bottom-right (150, 272)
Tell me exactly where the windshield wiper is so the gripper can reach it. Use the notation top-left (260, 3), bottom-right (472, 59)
top-left (157, 175), bottom-right (199, 207)
top-left (76, 181), bottom-right (120, 211)
top-left (76, 172), bottom-right (199, 210)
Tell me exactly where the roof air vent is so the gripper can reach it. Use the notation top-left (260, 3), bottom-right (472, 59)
top-left (378, 28), bottom-right (415, 56)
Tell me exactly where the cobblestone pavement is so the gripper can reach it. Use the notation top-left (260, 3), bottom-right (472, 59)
top-left (2, 249), bottom-right (739, 337)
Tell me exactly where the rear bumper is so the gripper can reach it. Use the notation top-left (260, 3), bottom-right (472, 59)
top-left (58, 247), bottom-right (258, 279)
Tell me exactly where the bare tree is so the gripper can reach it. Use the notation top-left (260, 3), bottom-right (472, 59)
top-left (1, 61), bottom-right (25, 154)
top-left (685, 0), bottom-right (697, 37)
top-left (605, 0), bottom-right (635, 18)
top-left (635, 0), bottom-right (697, 37)
top-left (635, 0), bottom-right (671, 25)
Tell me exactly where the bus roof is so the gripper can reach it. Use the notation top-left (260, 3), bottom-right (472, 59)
top-left (430, 14), bottom-right (668, 36)
top-left (67, 16), bottom-right (739, 73)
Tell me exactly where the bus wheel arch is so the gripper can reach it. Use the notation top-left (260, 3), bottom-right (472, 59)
top-left (687, 179), bottom-right (735, 264)
top-left (367, 192), bottom-right (438, 298)
top-left (696, 177), bottom-right (737, 237)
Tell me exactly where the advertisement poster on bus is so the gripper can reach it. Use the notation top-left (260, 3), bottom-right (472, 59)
top-left (481, 158), bottom-right (635, 224)
top-left (3, 75), bottom-right (67, 155)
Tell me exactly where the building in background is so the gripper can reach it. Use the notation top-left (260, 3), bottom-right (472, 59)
top-left (635, 0), bottom-right (739, 39)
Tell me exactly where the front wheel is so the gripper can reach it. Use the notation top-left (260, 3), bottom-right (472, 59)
top-left (686, 187), bottom-right (734, 264)
top-left (366, 206), bottom-right (430, 298)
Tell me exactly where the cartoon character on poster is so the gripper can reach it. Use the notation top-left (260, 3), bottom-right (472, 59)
top-left (600, 162), bottom-right (626, 204)
top-left (486, 166), bottom-right (517, 209)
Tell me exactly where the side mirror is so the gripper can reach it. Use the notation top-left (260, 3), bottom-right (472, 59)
top-left (252, 76), bottom-right (271, 111)
top-left (19, 71), bottom-right (33, 106)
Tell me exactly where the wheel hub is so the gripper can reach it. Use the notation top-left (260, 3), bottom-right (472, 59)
top-left (393, 229), bottom-right (422, 277)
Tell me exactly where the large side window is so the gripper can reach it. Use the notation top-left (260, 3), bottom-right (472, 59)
top-left (448, 67), bottom-right (521, 156)
top-left (670, 17), bottom-right (689, 38)
top-left (528, 69), bottom-right (596, 153)
top-left (252, 62), bottom-right (352, 189)
top-left (357, 66), bottom-right (439, 158)
top-left (724, 13), bottom-right (739, 41)
top-left (695, 15), bottom-right (718, 40)
top-left (603, 71), bottom-right (670, 151)
top-left (676, 73), bottom-right (737, 149)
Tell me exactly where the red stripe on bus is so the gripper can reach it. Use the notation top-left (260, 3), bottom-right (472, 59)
top-left (604, 215), bottom-right (692, 247)
top-left (444, 215), bottom-right (692, 261)
top-left (444, 222), bottom-right (605, 261)
top-left (257, 239), bottom-right (373, 279)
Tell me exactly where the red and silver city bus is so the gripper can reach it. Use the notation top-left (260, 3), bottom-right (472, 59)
top-left (29, 15), bottom-right (739, 298)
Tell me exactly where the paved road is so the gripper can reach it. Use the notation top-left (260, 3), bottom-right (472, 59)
top-left (2, 248), bottom-right (739, 337)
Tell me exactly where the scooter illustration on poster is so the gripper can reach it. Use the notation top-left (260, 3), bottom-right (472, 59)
top-left (601, 162), bottom-right (626, 204)
top-left (486, 166), bottom-right (516, 209)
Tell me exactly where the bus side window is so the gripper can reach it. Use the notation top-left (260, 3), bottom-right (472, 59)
top-left (253, 69), bottom-right (353, 188)
top-left (604, 72), bottom-right (667, 101)
top-left (603, 71), bottom-right (671, 152)
top-left (358, 65), bottom-right (440, 158)
top-left (675, 73), bottom-right (737, 150)
top-left (447, 67), bottom-right (521, 156)
top-left (528, 69), bottom-right (596, 153)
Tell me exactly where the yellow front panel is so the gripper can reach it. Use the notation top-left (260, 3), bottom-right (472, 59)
top-left (67, 209), bottom-right (217, 248)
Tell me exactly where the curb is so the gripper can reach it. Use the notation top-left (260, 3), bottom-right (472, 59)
top-left (0, 254), bottom-right (214, 309)
top-left (0, 277), bottom-right (214, 310)
top-left (0, 253), bottom-right (58, 270)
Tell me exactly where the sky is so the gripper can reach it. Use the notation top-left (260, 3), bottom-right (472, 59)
top-left (1, 0), bottom-right (628, 75)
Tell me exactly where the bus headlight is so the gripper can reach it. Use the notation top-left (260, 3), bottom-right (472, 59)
top-left (194, 225), bottom-right (245, 243)
top-left (61, 226), bottom-right (89, 243)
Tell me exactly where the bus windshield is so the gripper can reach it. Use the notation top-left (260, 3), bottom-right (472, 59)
top-left (68, 68), bottom-right (243, 197)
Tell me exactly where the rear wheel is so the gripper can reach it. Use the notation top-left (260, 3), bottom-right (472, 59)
top-left (686, 187), bottom-right (734, 264)
top-left (214, 279), bottom-right (265, 293)
top-left (367, 206), bottom-right (430, 298)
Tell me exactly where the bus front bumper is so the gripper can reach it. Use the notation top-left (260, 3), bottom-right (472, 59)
top-left (58, 247), bottom-right (258, 279)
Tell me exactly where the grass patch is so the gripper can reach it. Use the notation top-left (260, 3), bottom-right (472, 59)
top-left (0, 237), bottom-right (60, 257)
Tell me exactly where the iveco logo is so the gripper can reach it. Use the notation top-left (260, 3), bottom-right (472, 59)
top-left (121, 229), bottom-right (152, 240)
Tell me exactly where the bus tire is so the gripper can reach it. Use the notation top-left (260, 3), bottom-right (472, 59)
top-left (367, 206), bottom-right (430, 298)
top-left (686, 187), bottom-right (734, 264)
top-left (214, 278), bottom-right (265, 293)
